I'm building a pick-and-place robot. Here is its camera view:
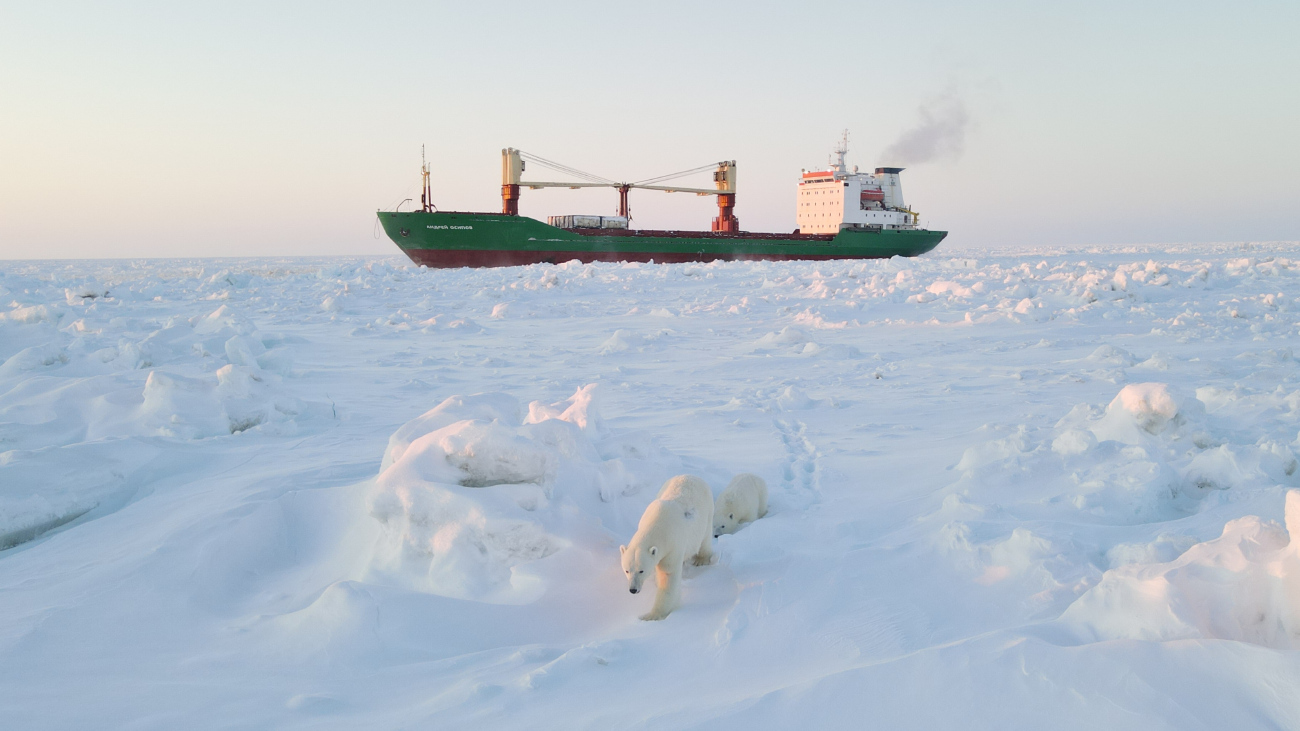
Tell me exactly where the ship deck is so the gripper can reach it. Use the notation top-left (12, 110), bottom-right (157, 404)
top-left (564, 227), bottom-right (836, 241)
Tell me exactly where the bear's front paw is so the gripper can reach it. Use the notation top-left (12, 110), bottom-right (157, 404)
top-left (640, 610), bottom-right (670, 621)
top-left (691, 553), bottom-right (714, 566)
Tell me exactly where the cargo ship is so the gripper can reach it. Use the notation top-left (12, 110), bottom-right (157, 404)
top-left (378, 135), bottom-right (946, 268)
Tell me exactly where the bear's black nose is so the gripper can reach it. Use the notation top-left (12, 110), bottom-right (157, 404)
top-left (629, 588), bottom-right (638, 594)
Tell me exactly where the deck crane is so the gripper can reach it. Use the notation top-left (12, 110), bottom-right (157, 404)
top-left (500, 148), bottom-right (739, 232)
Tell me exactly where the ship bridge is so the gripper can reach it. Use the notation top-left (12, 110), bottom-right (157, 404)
top-left (796, 132), bottom-right (918, 234)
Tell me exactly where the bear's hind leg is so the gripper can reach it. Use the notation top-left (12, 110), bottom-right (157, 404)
top-left (757, 491), bottom-right (768, 518)
top-left (641, 564), bottom-right (681, 621)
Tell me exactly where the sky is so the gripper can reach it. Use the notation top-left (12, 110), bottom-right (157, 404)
top-left (1, 0), bottom-right (1297, 259)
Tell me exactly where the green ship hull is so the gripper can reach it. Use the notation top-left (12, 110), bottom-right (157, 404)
top-left (378, 211), bottom-right (946, 268)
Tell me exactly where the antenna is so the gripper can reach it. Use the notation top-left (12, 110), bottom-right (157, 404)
top-left (831, 129), bottom-right (850, 173)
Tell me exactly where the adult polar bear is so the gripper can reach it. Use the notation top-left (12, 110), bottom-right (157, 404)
top-left (620, 475), bottom-right (715, 621)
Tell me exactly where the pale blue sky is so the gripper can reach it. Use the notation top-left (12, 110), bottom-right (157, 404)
top-left (2, 1), bottom-right (1296, 258)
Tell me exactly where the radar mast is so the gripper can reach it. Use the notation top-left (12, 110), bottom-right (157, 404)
top-left (830, 129), bottom-right (850, 174)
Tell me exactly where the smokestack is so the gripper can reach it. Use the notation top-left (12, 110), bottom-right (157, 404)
top-left (874, 167), bottom-right (905, 210)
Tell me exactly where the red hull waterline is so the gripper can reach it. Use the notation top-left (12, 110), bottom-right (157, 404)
top-left (400, 248), bottom-right (869, 268)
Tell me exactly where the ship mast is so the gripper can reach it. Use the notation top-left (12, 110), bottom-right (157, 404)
top-left (420, 145), bottom-right (434, 213)
top-left (830, 129), bottom-right (849, 175)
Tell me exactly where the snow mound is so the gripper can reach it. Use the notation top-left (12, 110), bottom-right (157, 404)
top-left (130, 365), bottom-right (311, 439)
top-left (365, 385), bottom-right (680, 602)
top-left (926, 280), bottom-right (974, 297)
top-left (1092, 382), bottom-right (1189, 442)
top-left (0, 343), bottom-right (70, 378)
top-left (1060, 490), bottom-right (1300, 649)
top-left (753, 326), bottom-right (811, 350)
top-left (1086, 344), bottom-right (1137, 367)
top-left (775, 385), bottom-right (815, 411)
top-left (597, 329), bottom-right (639, 354)
top-left (0, 304), bottom-right (60, 325)
top-left (596, 328), bottom-right (674, 355)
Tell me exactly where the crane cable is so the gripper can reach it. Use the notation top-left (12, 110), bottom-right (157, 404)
top-left (517, 150), bottom-right (723, 189)
top-left (631, 161), bottom-right (725, 187)
top-left (517, 151), bottom-right (617, 185)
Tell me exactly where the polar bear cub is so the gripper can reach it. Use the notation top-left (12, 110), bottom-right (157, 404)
top-left (620, 475), bottom-right (715, 621)
top-left (713, 473), bottom-right (768, 537)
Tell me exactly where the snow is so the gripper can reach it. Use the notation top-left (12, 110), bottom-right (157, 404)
top-left (2, 243), bottom-right (1300, 728)
top-left (1059, 490), bottom-right (1300, 648)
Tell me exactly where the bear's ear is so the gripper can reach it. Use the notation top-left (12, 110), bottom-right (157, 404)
top-left (619, 545), bottom-right (626, 555)
top-left (648, 546), bottom-right (658, 556)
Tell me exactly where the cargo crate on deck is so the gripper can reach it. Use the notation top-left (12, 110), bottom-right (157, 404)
top-left (547, 215), bottom-right (628, 230)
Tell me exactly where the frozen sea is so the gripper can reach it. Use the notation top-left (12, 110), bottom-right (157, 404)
top-left (2, 244), bottom-right (1299, 729)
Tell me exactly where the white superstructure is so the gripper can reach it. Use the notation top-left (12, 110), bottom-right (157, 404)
top-left (796, 132), bottom-right (919, 234)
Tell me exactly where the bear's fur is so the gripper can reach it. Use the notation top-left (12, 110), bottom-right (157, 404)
top-left (620, 475), bottom-right (715, 620)
top-left (713, 473), bottom-right (768, 537)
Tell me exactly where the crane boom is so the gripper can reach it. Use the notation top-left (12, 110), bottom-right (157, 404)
top-left (500, 148), bottom-right (738, 231)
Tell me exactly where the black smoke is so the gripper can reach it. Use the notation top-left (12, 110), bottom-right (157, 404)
top-left (879, 91), bottom-right (970, 166)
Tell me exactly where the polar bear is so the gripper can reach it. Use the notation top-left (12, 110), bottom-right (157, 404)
top-left (713, 473), bottom-right (767, 537)
top-left (620, 475), bottom-right (715, 620)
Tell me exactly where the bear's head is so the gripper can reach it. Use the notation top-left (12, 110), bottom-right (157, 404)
top-left (619, 543), bottom-right (658, 594)
top-left (714, 495), bottom-right (739, 537)
top-left (713, 510), bottom-right (738, 537)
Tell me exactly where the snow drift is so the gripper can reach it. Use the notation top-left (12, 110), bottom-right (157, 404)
top-left (1062, 490), bottom-right (1300, 649)
top-left (952, 380), bottom-right (1299, 525)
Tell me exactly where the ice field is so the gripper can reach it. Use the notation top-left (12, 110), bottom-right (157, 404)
top-left (2, 244), bottom-right (1300, 728)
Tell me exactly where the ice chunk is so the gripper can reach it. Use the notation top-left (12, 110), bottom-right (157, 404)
top-left (524, 384), bottom-right (602, 434)
top-left (213, 364), bottom-right (309, 434)
top-left (223, 334), bottom-right (266, 367)
top-left (137, 371), bottom-right (231, 439)
top-left (381, 393), bottom-right (523, 470)
top-left (192, 304), bottom-right (250, 335)
top-left (1091, 383), bottom-right (1187, 444)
